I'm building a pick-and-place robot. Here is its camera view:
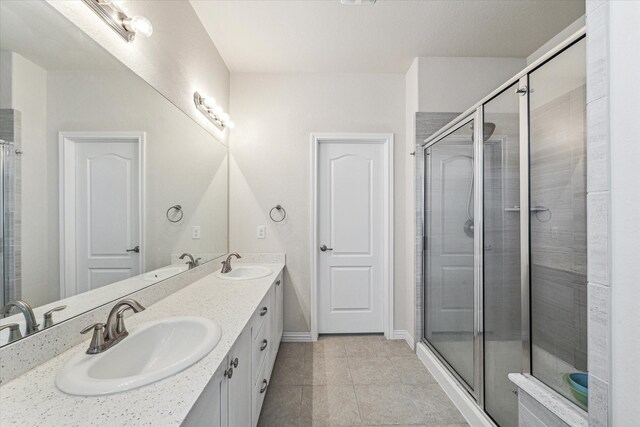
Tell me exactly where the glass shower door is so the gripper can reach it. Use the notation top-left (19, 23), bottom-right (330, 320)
top-left (424, 119), bottom-right (476, 391)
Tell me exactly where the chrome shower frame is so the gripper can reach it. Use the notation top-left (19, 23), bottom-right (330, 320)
top-left (419, 26), bottom-right (586, 412)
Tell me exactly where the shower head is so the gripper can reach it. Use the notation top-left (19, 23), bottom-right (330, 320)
top-left (470, 122), bottom-right (496, 142)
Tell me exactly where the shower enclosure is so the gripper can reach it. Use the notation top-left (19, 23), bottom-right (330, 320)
top-left (421, 33), bottom-right (586, 426)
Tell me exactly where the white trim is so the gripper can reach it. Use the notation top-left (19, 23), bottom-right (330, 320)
top-left (281, 332), bottom-right (314, 342)
top-left (416, 342), bottom-right (496, 427)
top-left (59, 131), bottom-right (145, 299)
top-left (310, 133), bottom-right (394, 341)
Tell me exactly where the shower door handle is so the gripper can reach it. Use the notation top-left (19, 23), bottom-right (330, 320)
top-left (320, 245), bottom-right (333, 252)
top-left (126, 246), bottom-right (140, 253)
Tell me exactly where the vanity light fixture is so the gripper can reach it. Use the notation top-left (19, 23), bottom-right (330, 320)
top-left (82, 0), bottom-right (153, 42)
top-left (193, 92), bottom-right (235, 130)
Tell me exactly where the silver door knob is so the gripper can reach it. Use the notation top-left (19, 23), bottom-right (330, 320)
top-left (320, 245), bottom-right (333, 252)
top-left (126, 246), bottom-right (140, 253)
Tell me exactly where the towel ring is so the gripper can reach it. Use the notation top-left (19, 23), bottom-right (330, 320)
top-left (166, 205), bottom-right (184, 223)
top-left (269, 205), bottom-right (286, 223)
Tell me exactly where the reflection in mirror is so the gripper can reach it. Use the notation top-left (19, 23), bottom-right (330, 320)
top-left (0, 0), bottom-right (228, 346)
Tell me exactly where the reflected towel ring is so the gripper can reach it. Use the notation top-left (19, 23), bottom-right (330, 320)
top-left (166, 205), bottom-right (184, 223)
top-left (269, 205), bottom-right (286, 223)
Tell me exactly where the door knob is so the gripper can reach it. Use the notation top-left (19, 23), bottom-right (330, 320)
top-left (126, 246), bottom-right (140, 253)
top-left (320, 245), bottom-right (333, 252)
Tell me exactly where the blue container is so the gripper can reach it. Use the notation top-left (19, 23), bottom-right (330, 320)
top-left (565, 373), bottom-right (588, 407)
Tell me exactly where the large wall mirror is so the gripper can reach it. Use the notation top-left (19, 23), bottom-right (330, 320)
top-left (0, 0), bottom-right (228, 346)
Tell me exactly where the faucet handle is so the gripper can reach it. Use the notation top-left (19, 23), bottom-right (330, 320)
top-left (43, 305), bottom-right (67, 328)
top-left (81, 323), bottom-right (106, 355)
top-left (0, 323), bottom-right (23, 342)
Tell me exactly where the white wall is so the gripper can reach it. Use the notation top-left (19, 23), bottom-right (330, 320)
top-left (47, 0), bottom-right (230, 144)
top-left (228, 73), bottom-right (406, 333)
top-left (609, 0), bottom-right (640, 423)
top-left (1, 52), bottom-right (52, 306)
top-left (417, 57), bottom-right (526, 112)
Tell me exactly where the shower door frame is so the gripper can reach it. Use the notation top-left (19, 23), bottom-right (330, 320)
top-left (420, 27), bottom-right (586, 420)
top-left (422, 110), bottom-right (484, 405)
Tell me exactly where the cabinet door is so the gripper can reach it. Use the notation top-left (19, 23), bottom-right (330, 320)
top-left (228, 327), bottom-right (252, 427)
top-left (182, 357), bottom-right (228, 427)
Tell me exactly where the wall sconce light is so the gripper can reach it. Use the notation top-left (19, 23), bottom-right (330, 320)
top-left (193, 92), bottom-right (235, 130)
top-left (82, 0), bottom-right (153, 42)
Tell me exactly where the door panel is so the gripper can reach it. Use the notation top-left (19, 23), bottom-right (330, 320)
top-left (75, 140), bottom-right (140, 294)
top-left (318, 141), bottom-right (384, 333)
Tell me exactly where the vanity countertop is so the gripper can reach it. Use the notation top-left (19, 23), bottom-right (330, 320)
top-left (0, 262), bottom-right (285, 426)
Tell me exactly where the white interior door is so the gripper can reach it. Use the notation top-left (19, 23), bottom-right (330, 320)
top-left (318, 140), bottom-right (385, 333)
top-left (70, 138), bottom-right (141, 294)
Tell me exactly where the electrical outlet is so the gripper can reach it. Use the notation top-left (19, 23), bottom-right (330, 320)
top-left (257, 225), bottom-right (266, 239)
top-left (192, 226), bottom-right (201, 239)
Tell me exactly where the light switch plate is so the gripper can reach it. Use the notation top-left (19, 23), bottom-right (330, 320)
top-left (257, 225), bottom-right (266, 239)
top-left (192, 226), bottom-right (201, 239)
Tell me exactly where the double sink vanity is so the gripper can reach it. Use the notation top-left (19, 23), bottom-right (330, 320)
top-left (0, 256), bottom-right (285, 426)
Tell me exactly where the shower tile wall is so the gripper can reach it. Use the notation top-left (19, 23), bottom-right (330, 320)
top-left (414, 112), bottom-right (459, 343)
top-left (530, 86), bottom-right (588, 381)
top-left (0, 109), bottom-right (22, 305)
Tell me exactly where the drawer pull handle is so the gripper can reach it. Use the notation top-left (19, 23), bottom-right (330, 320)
top-left (276, 280), bottom-right (281, 286)
top-left (260, 339), bottom-right (268, 351)
top-left (260, 379), bottom-right (268, 393)
top-left (231, 357), bottom-right (238, 368)
top-left (225, 367), bottom-right (233, 379)
top-left (260, 307), bottom-right (268, 316)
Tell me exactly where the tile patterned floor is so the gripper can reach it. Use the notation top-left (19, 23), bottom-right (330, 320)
top-left (258, 335), bottom-right (468, 427)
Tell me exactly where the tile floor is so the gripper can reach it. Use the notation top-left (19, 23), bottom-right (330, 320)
top-left (258, 335), bottom-right (468, 427)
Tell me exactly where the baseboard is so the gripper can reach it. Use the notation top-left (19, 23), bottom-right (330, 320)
top-left (416, 342), bottom-right (496, 427)
top-left (390, 329), bottom-right (415, 350)
top-left (281, 332), bottom-right (313, 342)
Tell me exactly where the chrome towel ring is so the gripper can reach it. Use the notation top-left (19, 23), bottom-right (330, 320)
top-left (166, 205), bottom-right (184, 223)
top-left (269, 205), bottom-right (286, 223)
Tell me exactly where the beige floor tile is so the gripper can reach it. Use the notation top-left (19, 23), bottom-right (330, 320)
top-left (383, 339), bottom-right (416, 357)
top-left (353, 384), bottom-right (424, 425)
top-left (279, 342), bottom-right (311, 358)
top-left (258, 385), bottom-right (302, 427)
top-left (310, 339), bottom-right (347, 358)
top-left (300, 385), bottom-right (362, 426)
top-left (391, 357), bottom-right (438, 385)
top-left (303, 356), bottom-right (352, 385)
top-left (271, 355), bottom-right (305, 386)
top-left (405, 384), bottom-right (467, 425)
top-left (348, 356), bottom-right (401, 385)
top-left (345, 339), bottom-right (387, 358)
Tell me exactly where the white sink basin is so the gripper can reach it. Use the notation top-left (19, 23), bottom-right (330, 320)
top-left (142, 264), bottom-right (188, 282)
top-left (215, 265), bottom-right (272, 281)
top-left (56, 316), bottom-right (221, 396)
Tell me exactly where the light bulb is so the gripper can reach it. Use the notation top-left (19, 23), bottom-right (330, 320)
top-left (212, 105), bottom-right (224, 117)
top-left (220, 112), bottom-right (231, 123)
top-left (226, 120), bottom-right (236, 129)
top-left (203, 97), bottom-right (216, 109)
top-left (123, 16), bottom-right (153, 37)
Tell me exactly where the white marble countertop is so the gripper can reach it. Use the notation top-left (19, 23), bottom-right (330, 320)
top-left (0, 262), bottom-right (284, 426)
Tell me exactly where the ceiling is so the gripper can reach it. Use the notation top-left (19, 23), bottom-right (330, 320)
top-left (191, 0), bottom-right (584, 74)
top-left (0, 0), bottom-right (125, 71)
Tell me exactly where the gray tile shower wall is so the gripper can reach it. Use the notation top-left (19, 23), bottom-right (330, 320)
top-left (0, 109), bottom-right (22, 304)
top-left (414, 112), bottom-right (459, 343)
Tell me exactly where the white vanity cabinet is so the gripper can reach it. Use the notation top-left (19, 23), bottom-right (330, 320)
top-left (183, 274), bottom-right (283, 427)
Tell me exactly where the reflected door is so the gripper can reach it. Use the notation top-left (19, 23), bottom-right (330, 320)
top-left (318, 141), bottom-right (384, 333)
top-left (62, 136), bottom-right (141, 297)
top-left (424, 121), bottom-right (475, 389)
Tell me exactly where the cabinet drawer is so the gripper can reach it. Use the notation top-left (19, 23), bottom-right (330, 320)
top-left (252, 312), bottom-right (271, 385)
top-left (252, 353), bottom-right (270, 425)
top-left (251, 291), bottom-right (272, 339)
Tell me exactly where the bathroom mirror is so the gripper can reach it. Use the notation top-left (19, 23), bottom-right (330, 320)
top-left (0, 0), bottom-right (228, 346)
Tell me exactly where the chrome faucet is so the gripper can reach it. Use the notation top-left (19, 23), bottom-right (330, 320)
top-left (80, 298), bottom-right (145, 354)
top-left (179, 252), bottom-right (201, 269)
top-left (0, 300), bottom-right (39, 335)
top-left (220, 253), bottom-right (241, 273)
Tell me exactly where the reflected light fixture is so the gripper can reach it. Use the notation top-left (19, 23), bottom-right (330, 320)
top-left (83, 0), bottom-right (153, 42)
top-left (194, 92), bottom-right (235, 130)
